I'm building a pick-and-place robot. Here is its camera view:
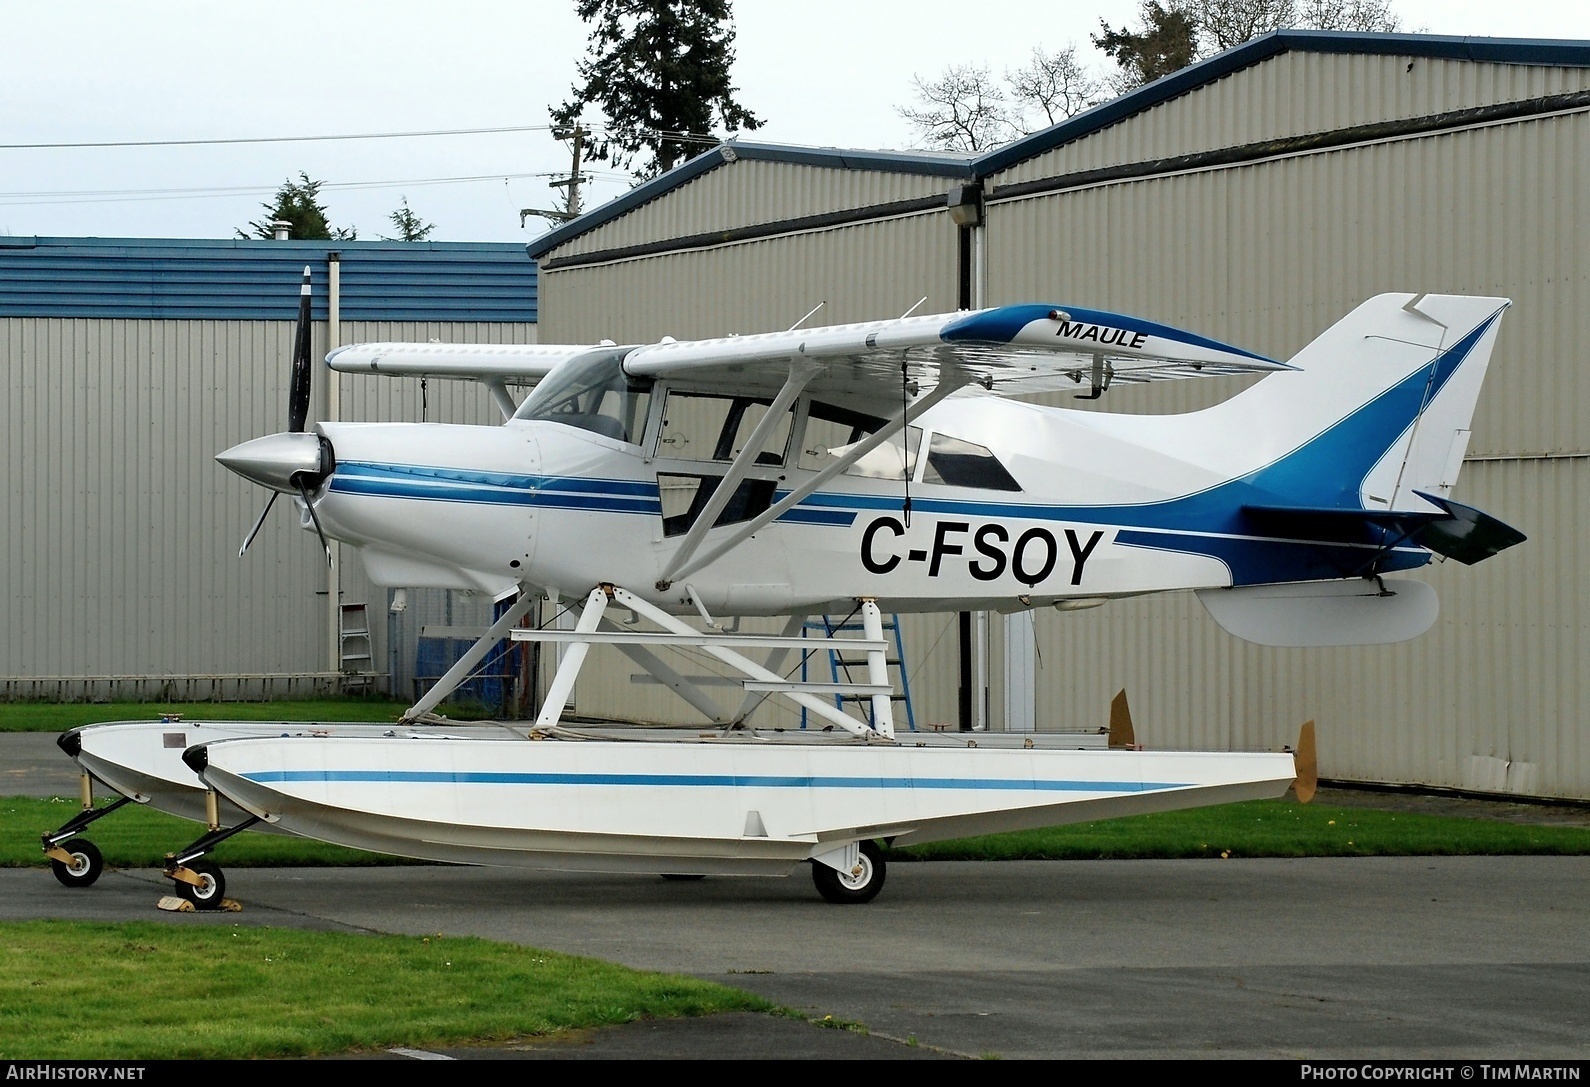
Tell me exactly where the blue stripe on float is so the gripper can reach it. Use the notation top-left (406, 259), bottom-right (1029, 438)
top-left (243, 769), bottom-right (1188, 792)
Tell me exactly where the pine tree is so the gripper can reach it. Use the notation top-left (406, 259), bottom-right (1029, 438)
top-left (1093, 2), bottom-right (1199, 92)
top-left (382, 197), bottom-right (435, 242)
top-left (243, 173), bottom-right (357, 240)
top-left (552, 0), bottom-right (762, 178)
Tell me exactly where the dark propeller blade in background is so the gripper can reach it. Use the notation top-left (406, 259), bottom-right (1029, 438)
top-left (238, 490), bottom-right (279, 557)
top-left (287, 265), bottom-right (313, 433)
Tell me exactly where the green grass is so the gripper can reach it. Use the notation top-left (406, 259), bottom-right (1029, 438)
top-left (0, 920), bottom-right (770, 1059)
top-left (0, 698), bottom-right (417, 733)
top-left (10, 795), bottom-right (1590, 872)
top-left (887, 798), bottom-right (1590, 861)
top-left (5, 796), bottom-right (403, 869)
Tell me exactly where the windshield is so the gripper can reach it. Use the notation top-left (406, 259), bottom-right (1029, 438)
top-left (514, 353), bottom-right (651, 444)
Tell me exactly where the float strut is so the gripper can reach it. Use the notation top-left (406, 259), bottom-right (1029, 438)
top-left (42, 794), bottom-right (134, 848)
top-left (167, 815), bottom-right (263, 870)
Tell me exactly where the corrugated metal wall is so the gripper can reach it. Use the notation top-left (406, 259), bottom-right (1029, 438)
top-left (1, 316), bottom-right (532, 699)
top-left (982, 80), bottom-right (1590, 798)
top-left (0, 237), bottom-right (538, 322)
top-left (539, 212), bottom-right (959, 343)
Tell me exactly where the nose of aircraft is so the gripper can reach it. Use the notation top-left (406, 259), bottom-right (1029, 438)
top-left (216, 431), bottom-right (335, 493)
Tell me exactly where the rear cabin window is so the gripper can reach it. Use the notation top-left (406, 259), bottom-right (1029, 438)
top-left (923, 433), bottom-right (1021, 491)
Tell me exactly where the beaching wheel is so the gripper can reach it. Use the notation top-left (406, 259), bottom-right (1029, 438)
top-left (811, 839), bottom-right (885, 904)
top-left (177, 860), bottom-right (226, 909)
top-left (50, 838), bottom-right (103, 888)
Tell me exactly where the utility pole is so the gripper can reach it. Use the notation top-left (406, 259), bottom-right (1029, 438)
top-left (521, 124), bottom-right (588, 227)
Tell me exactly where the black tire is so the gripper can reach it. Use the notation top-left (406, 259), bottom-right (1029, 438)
top-left (811, 840), bottom-right (886, 905)
top-left (176, 860), bottom-right (226, 909)
top-left (50, 838), bottom-right (103, 888)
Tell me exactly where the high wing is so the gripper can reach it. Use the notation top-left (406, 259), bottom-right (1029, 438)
top-left (323, 304), bottom-right (1285, 398)
top-left (621, 304), bottom-right (1290, 399)
top-left (325, 341), bottom-right (596, 382)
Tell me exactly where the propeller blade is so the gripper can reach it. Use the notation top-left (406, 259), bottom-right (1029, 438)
top-left (296, 477), bottom-right (333, 567)
top-left (238, 491), bottom-right (279, 557)
top-left (287, 265), bottom-right (313, 433)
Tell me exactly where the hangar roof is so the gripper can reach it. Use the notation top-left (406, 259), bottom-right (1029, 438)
top-left (529, 29), bottom-right (1590, 262)
top-left (526, 144), bottom-right (975, 260)
top-left (0, 236), bottom-right (538, 322)
top-left (977, 29), bottom-right (1590, 174)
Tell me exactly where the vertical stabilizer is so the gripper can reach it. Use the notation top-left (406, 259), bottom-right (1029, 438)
top-left (1202, 294), bottom-right (1510, 511)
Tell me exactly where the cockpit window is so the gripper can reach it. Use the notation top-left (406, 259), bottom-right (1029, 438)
top-left (514, 353), bottom-right (651, 444)
top-left (923, 433), bottom-right (1021, 491)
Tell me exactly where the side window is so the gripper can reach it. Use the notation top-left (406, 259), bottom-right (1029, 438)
top-left (657, 392), bottom-right (792, 466)
top-left (923, 433), bottom-right (1022, 491)
top-left (800, 401), bottom-right (920, 480)
top-left (657, 474), bottom-right (778, 538)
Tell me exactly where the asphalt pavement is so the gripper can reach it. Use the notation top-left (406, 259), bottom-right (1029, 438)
top-left (5, 856), bottom-right (1588, 1059)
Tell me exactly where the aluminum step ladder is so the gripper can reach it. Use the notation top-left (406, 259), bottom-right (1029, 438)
top-left (799, 613), bottom-right (916, 732)
top-left (337, 602), bottom-right (375, 693)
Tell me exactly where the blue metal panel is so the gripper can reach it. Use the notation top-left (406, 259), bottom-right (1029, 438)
top-left (0, 237), bottom-right (537, 322)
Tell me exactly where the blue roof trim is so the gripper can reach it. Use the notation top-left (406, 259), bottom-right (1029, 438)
top-left (975, 30), bottom-right (1590, 175)
top-left (526, 142), bottom-right (976, 259)
top-left (0, 237), bottom-right (537, 322)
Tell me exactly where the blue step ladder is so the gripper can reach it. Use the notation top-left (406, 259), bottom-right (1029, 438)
top-left (799, 614), bottom-right (917, 732)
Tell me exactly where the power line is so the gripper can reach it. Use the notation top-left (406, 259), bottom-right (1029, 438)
top-left (1, 122), bottom-right (731, 153)
top-left (0, 170), bottom-right (636, 208)
top-left (0, 124), bottom-right (558, 151)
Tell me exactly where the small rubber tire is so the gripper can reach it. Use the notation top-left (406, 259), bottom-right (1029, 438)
top-left (50, 838), bottom-right (103, 888)
top-left (176, 860), bottom-right (226, 910)
top-left (660, 874), bottom-right (707, 882)
top-left (811, 840), bottom-right (886, 905)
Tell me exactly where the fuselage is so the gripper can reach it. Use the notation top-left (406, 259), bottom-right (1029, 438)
top-left (309, 390), bottom-right (1429, 616)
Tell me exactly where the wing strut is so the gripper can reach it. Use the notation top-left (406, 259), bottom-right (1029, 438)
top-left (656, 361), bottom-right (820, 589)
top-left (657, 369), bottom-right (971, 590)
top-left (484, 379), bottom-right (518, 422)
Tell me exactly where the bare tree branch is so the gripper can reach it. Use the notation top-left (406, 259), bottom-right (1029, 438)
top-left (897, 64), bottom-right (1016, 152)
top-left (1006, 45), bottom-right (1102, 130)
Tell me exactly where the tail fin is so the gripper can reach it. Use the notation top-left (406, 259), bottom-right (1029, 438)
top-left (1209, 293), bottom-right (1510, 511)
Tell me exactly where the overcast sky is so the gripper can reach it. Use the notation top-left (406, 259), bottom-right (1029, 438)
top-left (3, 0), bottom-right (1588, 243)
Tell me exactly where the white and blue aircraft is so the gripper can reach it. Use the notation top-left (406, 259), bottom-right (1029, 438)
top-left (53, 273), bottom-right (1522, 906)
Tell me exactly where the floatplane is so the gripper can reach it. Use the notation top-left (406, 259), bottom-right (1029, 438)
top-left (47, 271), bottom-right (1523, 905)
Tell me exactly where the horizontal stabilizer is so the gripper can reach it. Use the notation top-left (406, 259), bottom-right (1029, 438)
top-left (1242, 504), bottom-right (1443, 545)
top-left (1409, 492), bottom-right (1527, 565)
top-left (1197, 577), bottom-right (1439, 647)
top-left (1243, 496), bottom-right (1524, 566)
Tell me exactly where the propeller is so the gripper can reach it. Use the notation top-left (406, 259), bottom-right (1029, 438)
top-left (217, 265), bottom-right (336, 565)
